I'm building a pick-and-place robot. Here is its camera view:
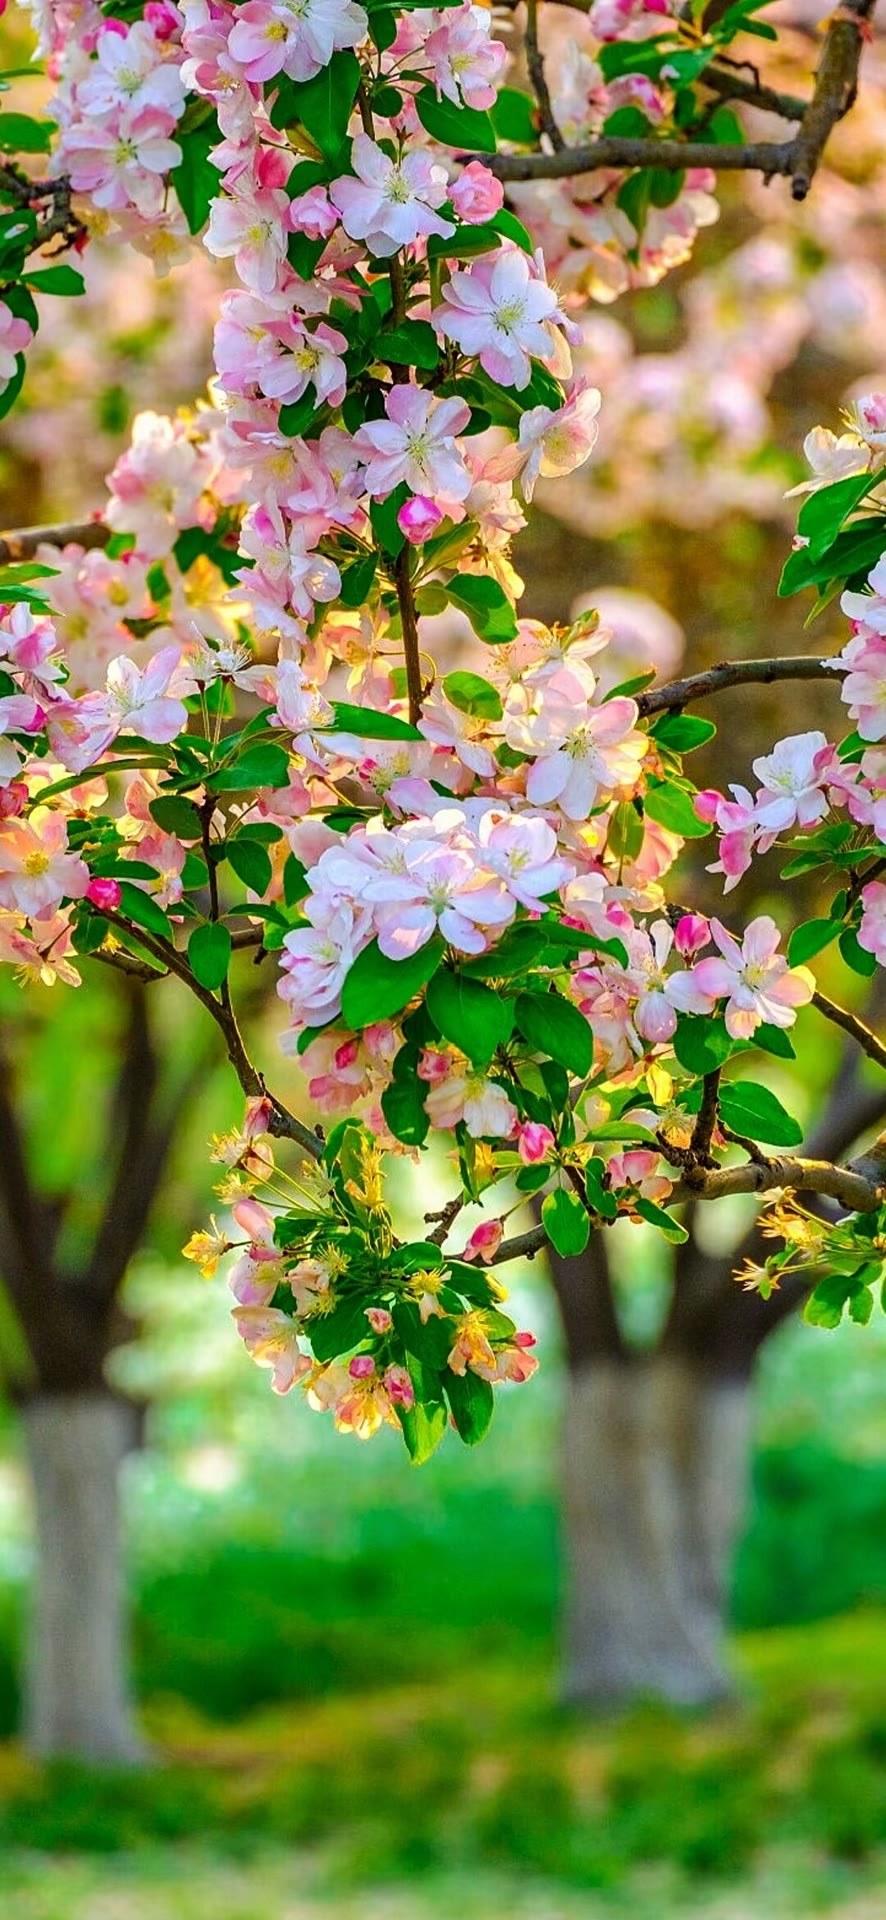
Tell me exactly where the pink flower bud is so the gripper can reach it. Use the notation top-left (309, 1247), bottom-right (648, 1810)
top-left (674, 912), bottom-right (709, 958)
top-left (288, 185), bottom-right (337, 241)
top-left (694, 789), bottom-right (722, 824)
top-left (243, 1094), bottom-right (272, 1141)
top-left (334, 1038), bottom-right (360, 1071)
top-left (397, 496), bottom-right (444, 545)
top-left (86, 877), bottom-right (122, 911)
top-left (513, 1330), bottom-right (537, 1349)
top-left (144, 1), bottom-right (180, 36)
top-left (349, 1353), bottom-right (376, 1380)
top-left (365, 1306), bottom-right (393, 1334)
top-left (417, 1048), bottom-right (450, 1084)
top-left (0, 782), bottom-right (27, 819)
top-left (461, 1219), bottom-right (504, 1263)
top-left (384, 1363), bottom-right (414, 1408)
top-left (518, 1121), bottom-right (555, 1165)
top-left (450, 162), bottom-right (505, 225)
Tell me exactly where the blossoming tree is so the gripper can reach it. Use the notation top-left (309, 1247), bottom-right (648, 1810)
top-left (2, 0), bottom-right (886, 1732)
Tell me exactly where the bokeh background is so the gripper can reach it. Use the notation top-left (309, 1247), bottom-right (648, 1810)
top-left (1, 3), bottom-right (886, 1916)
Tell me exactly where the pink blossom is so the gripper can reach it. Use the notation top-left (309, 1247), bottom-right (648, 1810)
top-left (450, 162), bottom-right (504, 225)
top-left (330, 134), bottom-right (454, 258)
top-left (751, 730), bottom-right (836, 838)
top-left (849, 392), bottom-right (886, 451)
top-left (278, 898), bottom-right (373, 1029)
top-left (425, 2), bottom-right (506, 110)
top-left (461, 1218), bottom-right (505, 1262)
top-left (366, 1306), bottom-right (393, 1334)
top-left (288, 184), bottom-right (338, 240)
top-left (371, 839), bottom-right (514, 960)
top-left (607, 1148), bottom-right (672, 1205)
top-left (384, 1364), bottom-right (414, 1409)
top-left (433, 245), bottom-right (567, 390)
top-left (0, 299), bottom-right (33, 388)
top-left (81, 20), bottom-right (187, 117)
top-left (425, 1067), bottom-right (518, 1139)
top-left (858, 881), bottom-right (886, 966)
top-left (59, 104), bottom-right (183, 217)
top-left (835, 628), bottom-right (886, 741)
top-left (485, 383), bottom-right (601, 501)
top-left (205, 180), bottom-right (291, 293)
top-left (476, 808), bottom-right (575, 908)
top-left (232, 1306), bottom-right (310, 1394)
top-left (841, 555), bottom-right (886, 637)
top-left (353, 386), bottom-right (471, 502)
top-left (700, 784), bottom-right (759, 893)
top-left (691, 915), bottom-right (814, 1039)
top-left (398, 495), bottom-right (444, 544)
top-left (86, 877), bottom-right (122, 912)
top-left (0, 813), bottom-right (89, 920)
top-left (227, 0), bottom-right (367, 85)
top-left (674, 913), bottom-right (709, 959)
top-left (103, 647), bottom-right (189, 745)
top-left (511, 689), bottom-right (647, 821)
top-left (518, 1121), bottom-right (555, 1164)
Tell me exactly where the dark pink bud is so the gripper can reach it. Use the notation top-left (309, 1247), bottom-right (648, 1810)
top-left (397, 496), bottom-right (444, 545)
top-left (348, 1353), bottom-right (376, 1380)
top-left (86, 877), bottom-right (122, 911)
top-left (0, 781), bottom-right (27, 818)
top-left (674, 912), bottom-right (709, 958)
top-left (694, 788), bottom-right (722, 824)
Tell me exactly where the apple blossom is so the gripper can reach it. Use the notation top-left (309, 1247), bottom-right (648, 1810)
top-left (691, 917), bottom-right (814, 1040)
top-left (330, 135), bottom-right (454, 258)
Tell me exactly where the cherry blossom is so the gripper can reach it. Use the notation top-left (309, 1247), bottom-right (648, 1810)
top-left (433, 245), bottom-right (568, 391)
top-left (691, 917), bottom-right (814, 1040)
top-left (330, 135), bottom-right (454, 258)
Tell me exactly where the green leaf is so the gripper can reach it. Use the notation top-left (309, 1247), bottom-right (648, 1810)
top-left (341, 936), bottom-right (444, 1028)
top-left (441, 670), bottom-right (503, 721)
top-left (399, 1390), bottom-right (448, 1465)
top-left (516, 991), bottom-right (592, 1078)
top-left (755, 1023), bottom-right (796, 1060)
top-left (337, 551), bottom-right (378, 608)
top-left (650, 713), bottom-right (717, 753)
top-left (149, 795), bottom-right (203, 839)
top-left (226, 836), bottom-right (273, 896)
top-left (115, 880), bottom-right (173, 941)
top-left (381, 1064), bottom-right (430, 1147)
top-left (643, 780), bottom-right (709, 837)
top-left (444, 1368), bottom-right (495, 1445)
top-left (415, 84), bottom-right (496, 154)
top-left (796, 470), bottom-right (880, 557)
top-left (274, 51), bottom-right (360, 160)
top-left (426, 970), bottom-right (513, 1065)
top-left (370, 482), bottom-right (409, 558)
top-left (635, 1196), bottom-right (689, 1243)
top-left (171, 113), bottom-right (221, 234)
top-left (779, 519), bottom-right (886, 599)
top-left (309, 1294), bottom-right (373, 1363)
top-left (673, 1015), bottom-right (736, 1075)
top-left (608, 800), bottom-right (645, 863)
top-left (585, 1156), bottom-right (618, 1219)
top-left (489, 86), bottom-right (537, 146)
top-left (283, 854), bottom-right (308, 907)
top-left (490, 207), bottom-right (533, 252)
top-left (445, 574), bottom-right (518, 643)
top-left (840, 927), bottom-right (877, 977)
top-left (542, 1187), bottom-right (590, 1257)
top-left (188, 921), bottom-right (232, 991)
top-left (380, 319), bottom-right (440, 370)
top-left (0, 111), bottom-right (55, 153)
top-left (327, 702), bottom-right (422, 740)
top-left (21, 264), bottom-right (85, 295)
top-left (277, 390), bottom-right (325, 439)
top-left (459, 922), bottom-right (550, 979)
top-left (208, 743), bottom-right (290, 791)
top-left (787, 918), bottom-right (841, 966)
top-left (719, 1080), bottom-right (803, 1147)
top-left (804, 1268), bottom-right (876, 1330)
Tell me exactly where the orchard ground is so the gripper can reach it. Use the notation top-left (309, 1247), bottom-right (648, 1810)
top-left (0, 1275), bottom-right (884, 1914)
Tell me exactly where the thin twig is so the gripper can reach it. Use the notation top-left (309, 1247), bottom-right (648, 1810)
top-left (0, 518), bottom-right (109, 565)
top-left (637, 654), bottom-right (839, 717)
top-left (525, 0), bottom-right (564, 151)
top-left (394, 547), bottom-right (424, 725)
top-left (689, 1068), bottom-right (720, 1166)
top-left (812, 989), bottom-right (886, 1074)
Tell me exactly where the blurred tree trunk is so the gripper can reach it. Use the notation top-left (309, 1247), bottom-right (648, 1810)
top-left (549, 1056), bottom-right (886, 1707)
top-left (0, 981), bottom-right (215, 1762)
top-left (21, 1392), bottom-right (145, 1762)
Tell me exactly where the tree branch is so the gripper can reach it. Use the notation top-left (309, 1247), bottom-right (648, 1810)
top-left (812, 989), bottom-right (886, 1075)
top-left (95, 911), bottom-right (323, 1159)
top-left (525, 0), bottom-right (564, 151)
top-left (637, 654), bottom-right (838, 717)
top-left (0, 519), bottom-right (110, 565)
top-left (481, 0), bottom-right (876, 190)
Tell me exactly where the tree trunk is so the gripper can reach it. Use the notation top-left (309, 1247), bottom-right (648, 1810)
top-left (21, 1391), bottom-right (146, 1763)
top-left (561, 1355), bottom-right (751, 1706)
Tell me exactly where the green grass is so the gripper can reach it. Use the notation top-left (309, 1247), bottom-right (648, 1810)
top-left (1, 1613), bottom-right (884, 1910)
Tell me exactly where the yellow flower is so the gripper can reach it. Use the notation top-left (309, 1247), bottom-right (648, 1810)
top-left (182, 1218), bottom-right (231, 1279)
